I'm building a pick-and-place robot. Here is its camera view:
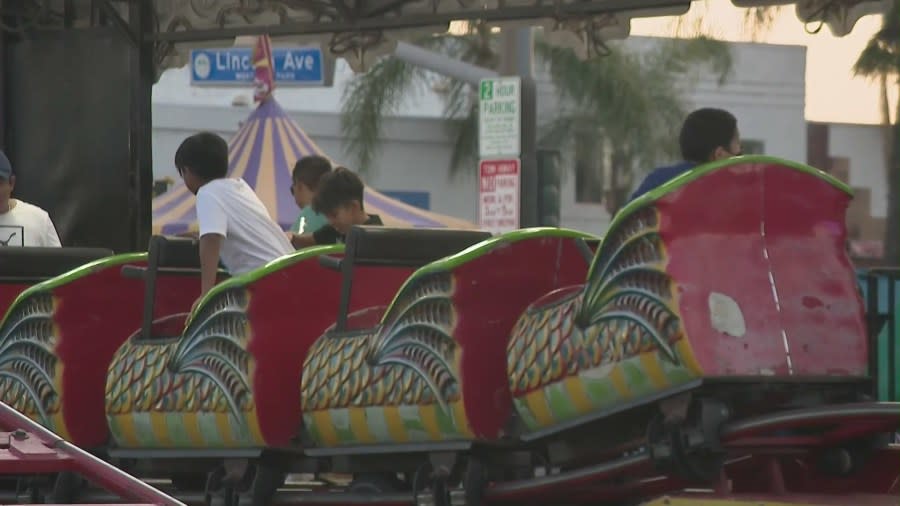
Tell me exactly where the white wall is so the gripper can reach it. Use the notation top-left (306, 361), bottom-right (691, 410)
top-left (543, 38), bottom-right (808, 235)
top-left (828, 122), bottom-right (889, 218)
top-left (152, 36), bottom-right (808, 233)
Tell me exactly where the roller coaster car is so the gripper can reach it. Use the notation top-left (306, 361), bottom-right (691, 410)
top-left (294, 156), bottom-right (898, 506)
top-left (101, 227), bottom-right (500, 495)
top-left (0, 239), bottom-right (200, 452)
top-left (0, 246), bottom-right (113, 316)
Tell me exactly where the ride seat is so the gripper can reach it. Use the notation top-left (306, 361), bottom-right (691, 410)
top-left (320, 226), bottom-right (492, 332)
top-left (0, 246), bottom-right (114, 282)
top-left (121, 235), bottom-right (209, 340)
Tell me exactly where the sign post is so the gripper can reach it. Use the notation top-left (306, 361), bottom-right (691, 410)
top-left (190, 47), bottom-right (333, 86)
top-left (478, 76), bottom-right (522, 234)
top-left (478, 159), bottom-right (521, 234)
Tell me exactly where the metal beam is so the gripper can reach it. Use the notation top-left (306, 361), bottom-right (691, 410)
top-left (393, 41), bottom-right (497, 87)
top-left (128, 0), bottom-right (155, 251)
top-left (0, 18), bottom-right (5, 152)
top-left (149, 0), bottom-right (689, 42)
top-left (99, 0), bottom-right (138, 47)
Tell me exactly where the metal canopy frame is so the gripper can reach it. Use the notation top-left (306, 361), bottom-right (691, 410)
top-left (0, 0), bottom-right (885, 74)
top-left (149, 0), bottom-right (688, 42)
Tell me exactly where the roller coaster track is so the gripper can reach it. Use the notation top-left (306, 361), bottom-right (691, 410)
top-left (0, 401), bottom-right (896, 506)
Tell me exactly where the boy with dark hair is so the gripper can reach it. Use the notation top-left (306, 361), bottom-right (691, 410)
top-left (288, 155), bottom-right (331, 236)
top-left (629, 108), bottom-right (743, 201)
top-left (175, 132), bottom-right (293, 301)
top-left (290, 167), bottom-right (382, 248)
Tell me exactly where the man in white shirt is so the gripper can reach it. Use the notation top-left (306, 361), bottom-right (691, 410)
top-left (174, 132), bottom-right (293, 305)
top-left (0, 150), bottom-right (61, 247)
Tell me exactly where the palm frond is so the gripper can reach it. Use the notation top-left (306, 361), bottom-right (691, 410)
top-left (854, 0), bottom-right (899, 78)
top-left (436, 72), bottom-right (480, 175)
top-left (340, 56), bottom-right (423, 173)
top-left (853, 39), bottom-right (899, 78)
top-left (648, 36), bottom-right (733, 85)
top-left (341, 22), bottom-right (498, 175)
top-left (446, 110), bottom-right (479, 176)
top-left (742, 6), bottom-right (781, 42)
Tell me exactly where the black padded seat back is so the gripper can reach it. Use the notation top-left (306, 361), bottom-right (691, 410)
top-left (344, 226), bottom-right (492, 268)
top-left (151, 235), bottom-right (201, 270)
top-left (121, 235), bottom-right (203, 340)
top-left (0, 247), bottom-right (114, 281)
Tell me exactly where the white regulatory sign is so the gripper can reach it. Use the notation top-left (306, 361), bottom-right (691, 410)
top-left (478, 77), bottom-right (521, 158)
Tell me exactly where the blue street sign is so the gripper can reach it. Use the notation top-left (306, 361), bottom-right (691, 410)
top-left (190, 47), bottom-right (326, 86)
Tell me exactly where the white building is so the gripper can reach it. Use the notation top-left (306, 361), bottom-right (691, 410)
top-left (152, 36), bottom-right (808, 236)
top-left (808, 121), bottom-right (891, 254)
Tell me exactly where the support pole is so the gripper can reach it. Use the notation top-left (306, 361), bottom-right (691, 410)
top-left (0, 25), bottom-right (5, 153)
top-left (128, 0), bottom-right (155, 251)
top-left (500, 27), bottom-right (538, 228)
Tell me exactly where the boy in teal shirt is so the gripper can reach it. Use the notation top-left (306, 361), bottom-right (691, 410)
top-left (288, 155), bottom-right (330, 236)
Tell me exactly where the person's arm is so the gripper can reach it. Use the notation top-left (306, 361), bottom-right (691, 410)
top-left (199, 233), bottom-right (224, 297)
top-left (311, 225), bottom-right (339, 245)
top-left (290, 232), bottom-right (317, 249)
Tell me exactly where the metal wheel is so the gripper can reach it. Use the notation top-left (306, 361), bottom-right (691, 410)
top-left (646, 398), bottom-right (729, 484)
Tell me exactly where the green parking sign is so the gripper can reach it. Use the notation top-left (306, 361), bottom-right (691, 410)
top-left (478, 77), bottom-right (521, 158)
top-left (480, 80), bottom-right (493, 100)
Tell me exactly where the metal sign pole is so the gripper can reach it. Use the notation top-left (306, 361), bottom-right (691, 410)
top-left (500, 26), bottom-right (538, 229)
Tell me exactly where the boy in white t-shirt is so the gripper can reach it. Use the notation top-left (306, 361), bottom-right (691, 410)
top-left (174, 132), bottom-right (293, 305)
top-left (0, 150), bottom-right (61, 247)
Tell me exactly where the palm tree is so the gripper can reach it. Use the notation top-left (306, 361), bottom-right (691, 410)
top-left (339, 21), bottom-right (731, 214)
top-left (852, 0), bottom-right (899, 263)
top-left (536, 36), bottom-right (731, 212)
top-left (340, 21), bottom-right (497, 175)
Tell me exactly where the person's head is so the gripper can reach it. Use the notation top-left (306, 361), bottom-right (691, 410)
top-left (174, 132), bottom-right (229, 194)
top-left (679, 108), bottom-right (742, 163)
top-left (312, 167), bottom-right (367, 234)
top-left (291, 155), bottom-right (332, 208)
top-left (0, 150), bottom-right (13, 209)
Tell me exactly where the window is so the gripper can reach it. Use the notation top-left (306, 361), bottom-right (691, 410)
top-left (742, 140), bottom-right (765, 155)
top-left (574, 135), bottom-right (606, 204)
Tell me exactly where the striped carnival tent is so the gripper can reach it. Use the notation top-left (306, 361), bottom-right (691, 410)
top-left (152, 97), bottom-right (478, 235)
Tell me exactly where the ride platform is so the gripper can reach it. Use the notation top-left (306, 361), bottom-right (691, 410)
top-left (0, 400), bottom-right (183, 506)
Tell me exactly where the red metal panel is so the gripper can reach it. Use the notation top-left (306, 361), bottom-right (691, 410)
top-left (53, 263), bottom-right (198, 448)
top-left (658, 164), bottom-right (790, 376)
top-left (759, 164), bottom-right (867, 376)
top-left (454, 236), bottom-right (590, 439)
top-left (0, 283), bottom-right (29, 317)
top-left (249, 257), bottom-right (413, 446)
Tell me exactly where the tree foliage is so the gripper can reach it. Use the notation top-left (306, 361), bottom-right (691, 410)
top-left (340, 21), bottom-right (732, 198)
top-left (852, 0), bottom-right (900, 263)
